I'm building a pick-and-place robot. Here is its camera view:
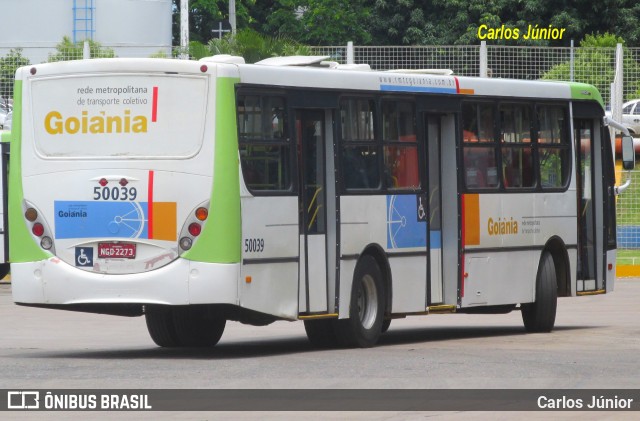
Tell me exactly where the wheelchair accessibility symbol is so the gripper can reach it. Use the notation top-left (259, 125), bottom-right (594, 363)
top-left (75, 247), bottom-right (93, 267)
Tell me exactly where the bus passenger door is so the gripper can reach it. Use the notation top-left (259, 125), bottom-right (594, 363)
top-left (296, 109), bottom-right (335, 314)
top-left (574, 118), bottom-right (600, 291)
top-left (425, 114), bottom-right (444, 304)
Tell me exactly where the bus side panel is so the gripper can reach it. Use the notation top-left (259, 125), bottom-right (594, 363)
top-left (182, 75), bottom-right (241, 264)
top-left (606, 249), bottom-right (615, 292)
top-left (463, 252), bottom-right (536, 306)
top-left (0, 140), bottom-right (9, 267)
top-left (340, 195), bottom-right (427, 315)
top-left (8, 78), bottom-right (50, 265)
top-left (239, 195), bottom-right (299, 319)
top-left (339, 195), bottom-right (385, 319)
top-left (388, 255), bottom-right (427, 313)
top-left (462, 192), bottom-right (576, 307)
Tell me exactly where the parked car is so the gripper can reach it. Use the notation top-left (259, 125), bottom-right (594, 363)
top-left (3, 110), bottom-right (11, 131)
top-left (611, 99), bottom-right (640, 136)
top-left (0, 108), bottom-right (7, 129)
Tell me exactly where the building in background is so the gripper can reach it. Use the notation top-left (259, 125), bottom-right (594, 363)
top-left (0, 0), bottom-right (172, 64)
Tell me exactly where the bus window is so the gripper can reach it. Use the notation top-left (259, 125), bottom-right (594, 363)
top-left (500, 104), bottom-right (534, 188)
top-left (462, 102), bottom-right (498, 189)
top-left (381, 100), bottom-right (419, 190)
top-left (237, 94), bottom-right (291, 192)
top-left (537, 105), bottom-right (569, 189)
top-left (340, 98), bottom-right (380, 190)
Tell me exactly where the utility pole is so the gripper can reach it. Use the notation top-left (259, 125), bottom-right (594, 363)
top-left (229, 0), bottom-right (236, 34)
top-left (180, 0), bottom-right (189, 58)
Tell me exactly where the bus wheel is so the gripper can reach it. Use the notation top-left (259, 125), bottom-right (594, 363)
top-left (145, 305), bottom-right (179, 347)
top-left (335, 255), bottom-right (385, 347)
top-left (381, 319), bottom-right (391, 334)
top-left (0, 263), bottom-right (9, 280)
top-left (172, 306), bottom-right (226, 347)
top-left (521, 252), bottom-right (557, 333)
top-left (145, 306), bottom-right (226, 347)
top-left (304, 319), bottom-right (339, 348)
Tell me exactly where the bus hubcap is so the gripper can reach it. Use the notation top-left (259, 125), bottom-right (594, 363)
top-left (357, 274), bottom-right (378, 330)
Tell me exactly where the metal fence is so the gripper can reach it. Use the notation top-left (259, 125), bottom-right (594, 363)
top-left (616, 168), bottom-right (640, 265)
top-left (310, 44), bottom-right (640, 104)
top-left (2, 42), bottom-right (640, 267)
top-left (2, 43), bottom-right (640, 102)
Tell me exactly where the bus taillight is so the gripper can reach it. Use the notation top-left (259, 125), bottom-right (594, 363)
top-left (32, 223), bottom-right (44, 237)
top-left (179, 237), bottom-right (192, 251)
top-left (23, 201), bottom-right (56, 254)
top-left (25, 208), bottom-right (38, 222)
top-left (188, 223), bottom-right (202, 237)
top-left (40, 236), bottom-right (53, 250)
top-left (195, 207), bottom-right (208, 221)
top-left (178, 201), bottom-right (210, 253)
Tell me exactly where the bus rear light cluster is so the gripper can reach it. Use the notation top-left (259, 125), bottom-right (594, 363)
top-left (24, 204), bottom-right (55, 252)
top-left (179, 204), bottom-right (210, 252)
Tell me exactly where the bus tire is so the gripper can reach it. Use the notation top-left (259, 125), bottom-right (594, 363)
top-left (0, 263), bottom-right (9, 280)
top-left (335, 255), bottom-right (385, 348)
top-left (381, 319), bottom-right (391, 334)
top-left (172, 306), bottom-right (226, 347)
top-left (521, 252), bottom-right (557, 333)
top-left (304, 319), bottom-right (339, 348)
top-left (145, 305), bottom-right (180, 347)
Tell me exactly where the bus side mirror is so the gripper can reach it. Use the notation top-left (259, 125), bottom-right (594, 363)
top-left (622, 135), bottom-right (635, 170)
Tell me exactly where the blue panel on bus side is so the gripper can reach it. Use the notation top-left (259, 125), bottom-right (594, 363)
top-left (430, 230), bottom-right (442, 249)
top-left (54, 201), bottom-right (149, 240)
top-left (386, 195), bottom-right (427, 249)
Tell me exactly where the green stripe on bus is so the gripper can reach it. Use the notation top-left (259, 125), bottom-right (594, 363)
top-left (8, 80), bottom-right (51, 262)
top-left (569, 82), bottom-right (604, 107)
top-left (182, 76), bottom-right (241, 263)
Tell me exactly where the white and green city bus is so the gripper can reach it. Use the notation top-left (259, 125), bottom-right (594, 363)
top-left (3, 55), bottom-right (628, 348)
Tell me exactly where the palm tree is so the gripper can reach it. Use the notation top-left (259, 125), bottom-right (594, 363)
top-left (207, 28), bottom-right (310, 63)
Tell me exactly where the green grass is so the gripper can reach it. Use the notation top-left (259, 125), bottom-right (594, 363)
top-left (616, 249), bottom-right (640, 265)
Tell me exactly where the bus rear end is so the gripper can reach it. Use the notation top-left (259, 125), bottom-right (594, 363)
top-left (9, 59), bottom-right (241, 324)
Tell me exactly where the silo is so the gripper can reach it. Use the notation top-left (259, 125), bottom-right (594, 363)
top-left (94, 0), bottom-right (172, 58)
top-left (0, 0), bottom-right (172, 64)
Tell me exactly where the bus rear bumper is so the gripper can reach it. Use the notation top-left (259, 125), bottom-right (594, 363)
top-left (11, 258), bottom-right (240, 306)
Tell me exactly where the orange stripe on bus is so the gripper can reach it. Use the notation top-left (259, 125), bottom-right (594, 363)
top-left (151, 202), bottom-right (177, 241)
top-left (458, 88), bottom-right (475, 95)
top-left (463, 194), bottom-right (480, 246)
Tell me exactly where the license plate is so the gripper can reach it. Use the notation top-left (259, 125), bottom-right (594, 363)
top-left (98, 242), bottom-right (136, 259)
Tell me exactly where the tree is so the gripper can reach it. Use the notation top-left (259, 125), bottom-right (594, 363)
top-left (367, 0), bottom-right (640, 47)
top-left (293, 0), bottom-right (371, 45)
top-left (0, 49), bottom-right (30, 100)
top-left (171, 0), bottom-right (254, 44)
top-left (174, 0), bottom-right (371, 46)
top-left (208, 28), bottom-right (310, 63)
top-left (542, 33), bottom-right (640, 102)
top-left (47, 37), bottom-right (115, 62)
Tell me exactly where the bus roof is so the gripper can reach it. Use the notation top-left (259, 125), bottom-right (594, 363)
top-left (17, 57), bottom-right (603, 107)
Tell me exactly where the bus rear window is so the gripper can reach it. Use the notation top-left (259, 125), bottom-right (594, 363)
top-left (30, 74), bottom-right (208, 159)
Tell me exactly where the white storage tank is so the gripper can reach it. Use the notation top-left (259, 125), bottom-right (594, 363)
top-left (0, 0), bottom-right (172, 64)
